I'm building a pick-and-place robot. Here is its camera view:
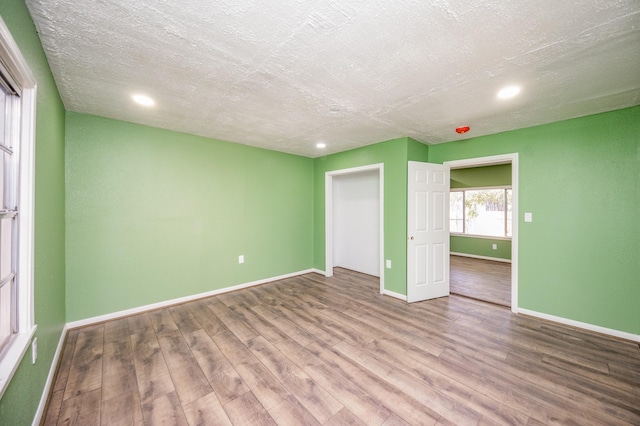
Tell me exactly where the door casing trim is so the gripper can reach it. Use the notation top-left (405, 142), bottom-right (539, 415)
top-left (444, 153), bottom-right (519, 313)
top-left (325, 163), bottom-right (384, 294)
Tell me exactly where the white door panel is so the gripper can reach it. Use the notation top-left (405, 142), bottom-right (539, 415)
top-left (407, 161), bottom-right (450, 303)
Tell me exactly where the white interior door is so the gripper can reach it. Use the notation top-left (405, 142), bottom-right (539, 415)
top-left (407, 161), bottom-right (450, 303)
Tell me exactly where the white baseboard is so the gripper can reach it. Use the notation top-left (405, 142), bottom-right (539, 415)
top-left (311, 269), bottom-right (325, 275)
top-left (383, 289), bottom-right (407, 301)
top-left (518, 308), bottom-right (640, 343)
top-left (32, 324), bottom-right (68, 426)
top-left (67, 269), bottom-right (318, 329)
top-left (451, 252), bottom-right (511, 263)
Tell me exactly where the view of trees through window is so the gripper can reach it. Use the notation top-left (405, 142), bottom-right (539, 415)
top-left (450, 188), bottom-right (512, 237)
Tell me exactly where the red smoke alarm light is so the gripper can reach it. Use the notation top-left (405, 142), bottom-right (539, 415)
top-left (455, 126), bottom-right (471, 134)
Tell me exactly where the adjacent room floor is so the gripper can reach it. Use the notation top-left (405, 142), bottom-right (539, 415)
top-left (43, 269), bottom-right (639, 425)
top-left (450, 254), bottom-right (511, 307)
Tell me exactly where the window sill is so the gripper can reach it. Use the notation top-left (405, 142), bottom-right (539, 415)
top-left (450, 233), bottom-right (512, 241)
top-left (0, 324), bottom-right (37, 399)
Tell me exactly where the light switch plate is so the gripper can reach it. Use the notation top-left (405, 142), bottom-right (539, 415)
top-left (524, 212), bottom-right (533, 222)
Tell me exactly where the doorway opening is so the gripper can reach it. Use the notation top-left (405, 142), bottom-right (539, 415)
top-left (325, 164), bottom-right (384, 294)
top-left (444, 154), bottom-right (518, 312)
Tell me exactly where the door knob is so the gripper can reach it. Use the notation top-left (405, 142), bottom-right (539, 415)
top-left (409, 236), bottom-right (414, 240)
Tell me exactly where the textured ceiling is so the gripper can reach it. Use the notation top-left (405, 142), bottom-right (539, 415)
top-left (25, 0), bottom-right (640, 157)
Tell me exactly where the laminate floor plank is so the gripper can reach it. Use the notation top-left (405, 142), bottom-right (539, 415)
top-left (169, 304), bottom-right (202, 335)
top-left (249, 304), bottom-right (318, 347)
top-left (246, 335), bottom-right (343, 423)
top-left (306, 340), bottom-right (441, 426)
top-left (218, 289), bottom-right (261, 309)
top-left (487, 350), bottom-right (640, 424)
top-left (212, 329), bottom-right (290, 411)
top-left (380, 413), bottom-right (412, 426)
top-left (186, 299), bottom-right (229, 336)
top-left (57, 387), bottom-right (102, 426)
top-left (141, 391), bottom-right (189, 426)
top-left (450, 255), bottom-right (511, 306)
top-left (182, 391), bottom-right (232, 426)
top-left (275, 336), bottom-right (391, 425)
top-left (43, 329), bottom-right (80, 425)
top-left (41, 389), bottom-right (64, 426)
top-left (102, 322), bottom-right (136, 399)
top-left (443, 348), bottom-right (632, 426)
top-left (222, 391), bottom-right (277, 426)
top-left (157, 331), bottom-right (213, 405)
top-left (129, 317), bottom-right (175, 405)
top-left (148, 309), bottom-right (179, 337)
top-left (609, 361), bottom-right (640, 388)
top-left (227, 302), bottom-right (291, 345)
top-left (127, 313), bottom-right (153, 335)
top-left (267, 394), bottom-right (322, 426)
top-left (541, 352), bottom-right (640, 396)
top-left (42, 269), bottom-right (640, 426)
top-left (101, 392), bottom-right (143, 426)
top-left (334, 340), bottom-right (483, 425)
top-left (324, 408), bottom-right (367, 426)
top-left (63, 325), bottom-right (104, 401)
top-left (102, 319), bottom-right (143, 425)
top-left (53, 329), bottom-right (79, 393)
top-left (360, 337), bottom-right (530, 425)
top-left (288, 304), bottom-right (375, 348)
top-left (205, 298), bottom-right (258, 342)
top-left (264, 302), bottom-right (342, 347)
top-left (185, 329), bottom-right (249, 405)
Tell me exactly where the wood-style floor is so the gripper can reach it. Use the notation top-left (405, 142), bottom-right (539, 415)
top-left (450, 255), bottom-right (511, 307)
top-left (42, 269), bottom-right (640, 425)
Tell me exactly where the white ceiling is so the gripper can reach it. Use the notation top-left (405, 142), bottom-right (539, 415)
top-left (25, 0), bottom-right (640, 157)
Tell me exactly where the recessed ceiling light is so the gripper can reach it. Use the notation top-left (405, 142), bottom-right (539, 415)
top-left (132, 94), bottom-right (155, 107)
top-left (316, 143), bottom-right (326, 149)
top-left (497, 86), bottom-right (521, 100)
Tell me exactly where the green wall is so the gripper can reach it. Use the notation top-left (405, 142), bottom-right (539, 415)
top-left (430, 106), bottom-right (640, 335)
top-left (65, 113), bottom-right (314, 321)
top-left (0, 1), bottom-right (67, 424)
top-left (313, 137), bottom-right (428, 295)
top-left (450, 163), bottom-right (512, 188)
top-left (451, 163), bottom-right (512, 260)
top-left (450, 237), bottom-right (511, 260)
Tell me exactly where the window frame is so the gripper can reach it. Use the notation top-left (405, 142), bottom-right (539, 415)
top-left (450, 185), bottom-right (512, 239)
top-left (0, 17), bottom-right (37, 399)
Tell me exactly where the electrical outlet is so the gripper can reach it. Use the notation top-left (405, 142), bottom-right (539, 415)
top-left (386, 259), bottom-right (392, 269)
top-left (32, 338), bottom-right (37, 364)
top-left (492, 244), bottom-right (497, 250)
top-left (238, 255), bottom-right (244, 264)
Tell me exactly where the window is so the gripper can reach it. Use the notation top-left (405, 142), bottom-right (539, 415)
top-left (0, 17), bottom-right (37, 399)
top-left (0, 79), bottom-right (17, 354)
top-left (450, 187), bottom-right (512, 238)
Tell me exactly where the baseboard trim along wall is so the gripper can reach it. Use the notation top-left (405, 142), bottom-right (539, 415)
top-left (518, 308), bottom-right (640, 343)
top-left (32, 324), bottom-right (68, 426)
top-left (450, 252), bottom-right (512, 263)
top-left (383, 289), bottom-right (407, 301)
top-left (66, 268), bottom-right (321, 330)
